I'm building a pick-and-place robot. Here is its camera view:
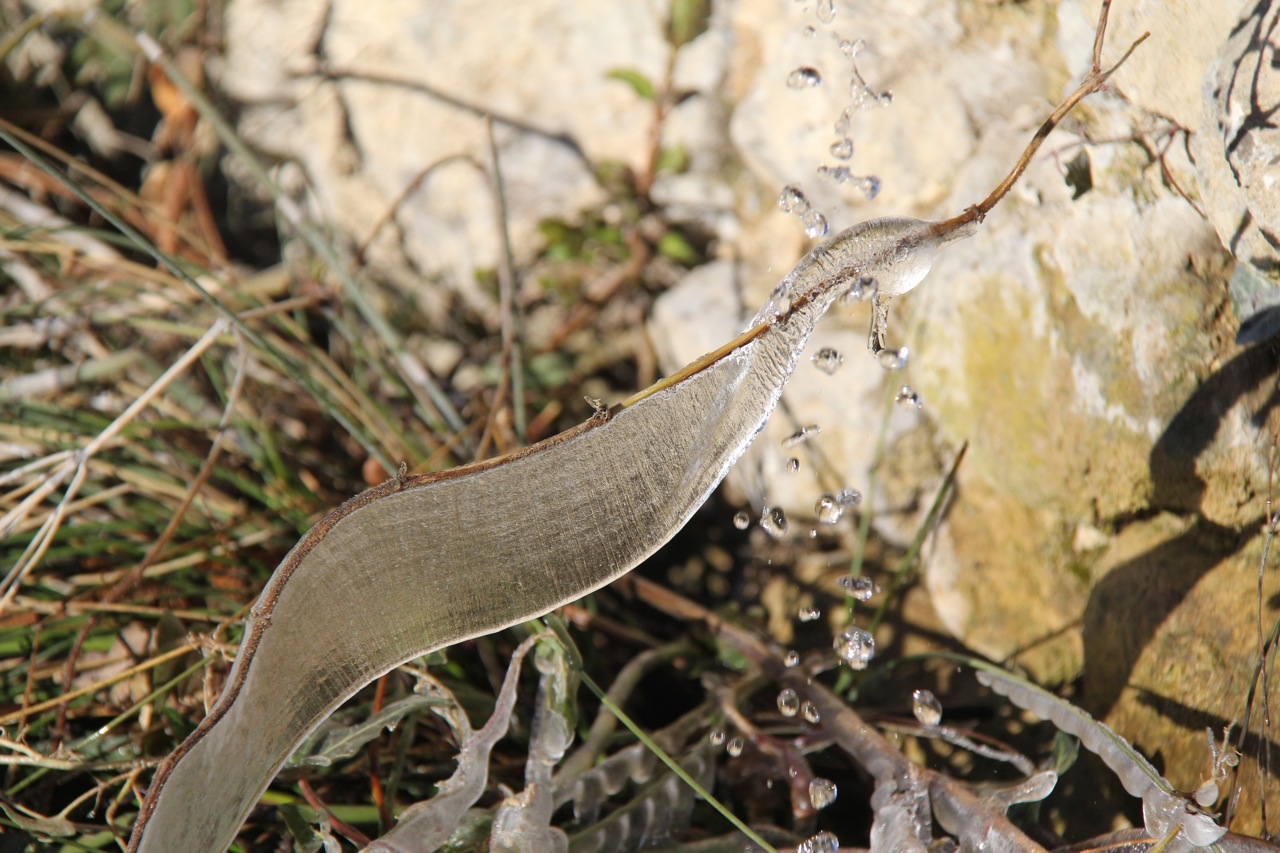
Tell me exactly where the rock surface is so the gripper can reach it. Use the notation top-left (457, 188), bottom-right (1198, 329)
top-left (219, 0), bottom-right (1280, 828)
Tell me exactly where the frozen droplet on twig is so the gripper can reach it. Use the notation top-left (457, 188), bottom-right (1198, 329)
top-left (811, 346), bottom-right (844, 374)
top-left (815, 494), bottom-right (843, 524)
top-left (761, 506), bottom-right (789, 538)
top-left (817, 165), bottom-right (853, 185)
top-left (799, 830), bottom-right (839, 853)
top-left (835, 487), bottom-right (861, 507)
top-left (778, 688), bottom-right (800, 717)
top-left (787, 66), bottom-right (822, 89)
top-left (837, 575), bottom-right (874, 601)
top-left (829, 137), bottom-right (853, 159)
top-left (912, 688), bottom-right (943, 726)
top-left (803, 208), bottom-right (829, 238)
top-left (895, 385), bottom-right (923, 411)
top-left (782, 424), bottom-right (820, 448)
top-left (777, 184), bottom-right (810, 214)
top-left (877, 346), bottom-right (909, 371)
top-left (809, 778), bottom-right (838, 809)
top-left (834, 626), bottom-right (875, 668)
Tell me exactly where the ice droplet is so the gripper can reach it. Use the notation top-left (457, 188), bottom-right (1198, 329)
top-left (815, 0), bottom-right (835, 24)
top-left (733, 510), bottom-right (751, 530)
top-left (1194, 780), bottom-right (1219, 808)
top-left (761, 506), bottom-right (789, 538)
top-left (799, 830), bottom-right (839, 853)
top-left (798, 605), bottom-right (822, 622)
top-left (912, 688), bottom-right (943, 726)
top-left (829, 137), bottom-right (854, 159)
top-left (834, 626), bottom-right (875, 668)
top-left (859, 175), bottom-right (882, 199)
top-left (782, 425), bottom-right (820, 448)
top-left (785, 457), bottom-right (800, 473)
top-left (878, 90), bottom-right (894, 107)
top-left (709, 729), bottom-right (726, 746)
top-left (895, 385), bottom-right (923, 411)
top-left (787, 66), bottom-right (823, 89)
top-left (838, 38), bottom-right (865, 59)
top-left (727, 736), bottom-right (745, 757)
top-left (837, 575), bottom-right (874, 601)
top-left (877, 346), bottom-right (909, 370)
top-left (802, 25), bottom-right (816, 37)
top-left (838, 276), bottom-right (877, 306)
top-left (803, 208), bottom-right (829, 238)
top-left (802, 700), bottom-right (821, 723)
top-left (817, 165), bottom-right (854, 185)
top-left (835, 487), bottom-right (861, 507)
top-left (785, 649), bottom-right (801, 667)
top-left (777, 184), bottom-right (810, 214)
top-left (815, 494), bottom-right (843, 524)
top-left (811, 346), bottom-right (844, 374)
top-left (778, 688), bottom-right (801, 717)
top-left (809, 777), bottom-right (838, 809)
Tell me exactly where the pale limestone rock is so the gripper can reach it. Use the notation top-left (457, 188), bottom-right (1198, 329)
top-left (220, 0), bottom-right (669, 313)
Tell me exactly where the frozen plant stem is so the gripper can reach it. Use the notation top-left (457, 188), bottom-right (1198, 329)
top-left (867, 1), bottom-right (1149, 354)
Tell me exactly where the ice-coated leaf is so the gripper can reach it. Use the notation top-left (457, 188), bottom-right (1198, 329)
top-left (127, 215), bottom-right (976, 853)
top-left (363, 634), bottom-right (538, 853)
top-left (289, 694), bottom-right (445, 767)
top-left (974, 664), bottom-right (1226, 851)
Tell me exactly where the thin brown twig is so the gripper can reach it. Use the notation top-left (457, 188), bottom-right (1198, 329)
top-left (934, 3), bottom-right (1150, 236)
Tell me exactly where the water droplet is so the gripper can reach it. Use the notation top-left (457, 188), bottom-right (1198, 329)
top-left (834, 626), bottom-right (875, 669)
top-left (782, 424), bottom-right (821, 448)
top-left (1195, 780), bottom-right (1219, 808)
top-left (815, 0), bottom-right (835, 24)
top-left (829, 137), bottom-right (854, 159)
top-left (878, 90), bottom-right (894, 107)
top-left (810, 346), bottom-right (844, 375)
top-left (785, 649), bottom-right (801, 667)
top-left (709, 729), bottom-right (726, 746)
top-left (860, 175), bottom-right (882, 199)
top-left (802, 25), bottom-right (816, 37)
top-left (877, 345), bottom-right (909, 370)
top-left (787, 66), bottom-right (823, 89)
top-left (835, 487), bottom-right (862, 507)
top-left (838, 276), bottom-right (877, 306)
top-left (798, 605), bottom-right (822, 622)
top-left (809, 777), bottom-right (838, 809)
top-left (785, 457), bottom-right (800, 473)
top-left (727, 736), bottom-right (745, 757)
top-left (802, 700), bottom-right (821, 723)
top-left (799, 831), bottom-right (839, 853)
top-left (895, 385), bottom-right (923, 411)
top-left (803, 208), bottom-right (829, 238)
top-left (733, 510), bottom-right (751, 530)
top-left (777, 184), bottom-right (810, 214)
top-left (761, 506), bottom-right (789, 538)
top-left (837, 575), bottom-right (875, 601)
top-left (817, 165), bottom-right (854, 185)
top-left (778, 688), bottom-right (800, 717)
top-left (912, 688), bottom-right (943, 727)
top-left (838, 37), bottom-right (865, 58)
top-left (815, 494), bottom-right (843, 524)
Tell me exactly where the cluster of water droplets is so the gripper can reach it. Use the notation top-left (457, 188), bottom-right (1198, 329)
top-left (814, 487), bottom-right (861, 525)
top-left (777, 183), bottom-right (829, 239)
